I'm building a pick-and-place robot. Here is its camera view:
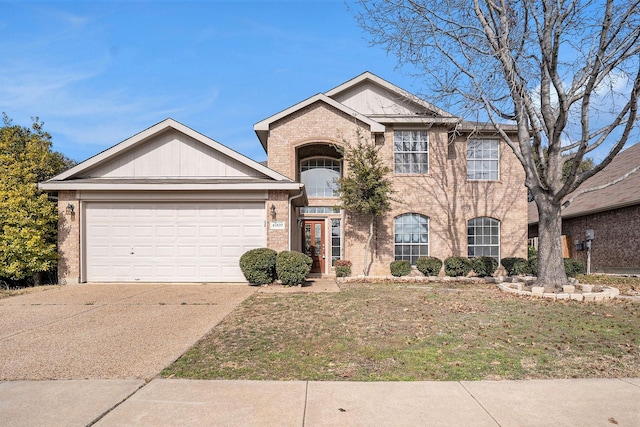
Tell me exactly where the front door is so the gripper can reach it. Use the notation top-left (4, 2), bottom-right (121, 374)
top-left (302, 220), bottom-right (325, 274)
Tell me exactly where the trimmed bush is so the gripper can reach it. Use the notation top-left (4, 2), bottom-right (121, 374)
top-left (416, 256), bottom-right (442, 276)
top-left (334, 259), bottom-right (352, 278)
top-left (470, 256), bottom-right (498, 277)
top-left (276, 251), bottom-right (312, 286)
top-left (528, 257), bottom-right (538, 276)
top-left (444, 256), bottom-right (472, 277)
top-left (564, 258), bottom-right (585, 278)
top-left (500, 257), bottom-right (530, 276)
top-left (239, 248), bottom-right (277, 285)
top-left (390, 260), bottom-right (412, 277)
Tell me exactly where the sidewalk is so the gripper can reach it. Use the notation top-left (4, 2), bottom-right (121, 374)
top-left (1, 378), bottom-right (638, 426)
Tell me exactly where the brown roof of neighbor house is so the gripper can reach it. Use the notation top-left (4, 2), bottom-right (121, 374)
top-left (528, 142), bottom-right (640, 224)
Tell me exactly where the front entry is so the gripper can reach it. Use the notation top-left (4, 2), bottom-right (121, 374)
top-left (302, 220), bottom-right (325, 274)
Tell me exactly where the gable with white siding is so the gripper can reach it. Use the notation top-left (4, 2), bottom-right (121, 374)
top-left (329, 80), bottom-right (428, 116)
top-left (81, 129), bottom-right (262, 179)
top-left (46, 118), bottom-right (293, 185)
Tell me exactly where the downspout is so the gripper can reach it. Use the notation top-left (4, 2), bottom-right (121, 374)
top-left (288, 187), bottom-right (305, 250)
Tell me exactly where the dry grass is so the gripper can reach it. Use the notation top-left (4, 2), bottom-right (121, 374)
top-left (163, 282), bottom-right (640, 381)
top-left (0, 285), bottom-right (58, 299)
top-left (577, 274), bottom-right (640, 296)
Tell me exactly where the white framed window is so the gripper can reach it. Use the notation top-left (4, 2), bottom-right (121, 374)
top-left (467, 217), bottom-right (500, 259)
top-left (331, 219), bottom-right (341, 265)
top-left (300, 158), bottom-right (341, 197)
top-left (467, 139), bottom-right (499, 180)
top-left (394, 130), bottom-right (429, 174)
top-left (394, 213), bottom-right (429, 265)
top-left (300, 206), bottom-right (341, 214)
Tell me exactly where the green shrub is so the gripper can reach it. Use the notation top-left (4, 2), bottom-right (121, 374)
top-left (470, 256), bottom-right (498, 277)
top-left (390, 260), bottom-right (412, 277)
top-left (239, 248), bottom-right (277, 285)
top-left (500, 257), bottom-right (530, 276)
top-left (444, 256), bottom-right (472, 277)
top-left (415, 256), bottom-right (442, 276)
top-left (528, 257), bottom-right (538, 276)
top-left (334, 259), bottom-right (352, 277)
top-left (528, 245), bottom-right (538, 260)
top-left (276, 251), bottom-right (312, 286)
top-left (564, 258), bottom-right (585, 278)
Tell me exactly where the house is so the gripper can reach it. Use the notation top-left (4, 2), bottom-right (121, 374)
top-left (528, 142), bottom-right (640, 274)
top-left (41, 72), bottom-right (528, 283)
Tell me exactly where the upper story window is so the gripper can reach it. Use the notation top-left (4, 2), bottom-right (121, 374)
top-left (467, 139), bottom-right (499, 180)
top-left (394, 130), bottom-right (429, 174)
top-left (300, 158), bottom-right (341, 198)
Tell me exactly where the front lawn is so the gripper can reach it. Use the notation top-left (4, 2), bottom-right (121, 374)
top-left (162, 282), bottom-right (640, 381)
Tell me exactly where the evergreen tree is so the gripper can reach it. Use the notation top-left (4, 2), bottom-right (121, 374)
top-left (336, 132), bottom-right (394, 275)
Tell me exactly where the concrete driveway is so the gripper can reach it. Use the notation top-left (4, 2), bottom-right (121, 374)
top-left (0, 284), bottom-right (255, 380)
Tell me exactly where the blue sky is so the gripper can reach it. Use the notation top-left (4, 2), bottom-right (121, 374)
top-left (2, 1), bottom-right (635, 166)
top-left (0, 0), bottom-right (424, 163)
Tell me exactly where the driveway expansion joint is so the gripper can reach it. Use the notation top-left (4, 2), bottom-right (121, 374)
top-left (87, 380), bottom-right (150, 426)
top-left (459, 381), bottom-right (502, 426)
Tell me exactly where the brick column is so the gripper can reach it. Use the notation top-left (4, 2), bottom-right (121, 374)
top-left (266, 191), bottom-right (290, 252)
top-left (57, 191), bottom-right (80, 284)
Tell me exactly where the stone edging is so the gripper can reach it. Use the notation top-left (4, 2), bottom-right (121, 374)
top-left (497, 282), bottom-right (619, 301)
top-left (337, 275), bottom-right (620, 302)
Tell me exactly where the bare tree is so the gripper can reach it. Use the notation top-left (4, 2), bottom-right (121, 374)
top-left (355, 0), bottom-right (640, 289)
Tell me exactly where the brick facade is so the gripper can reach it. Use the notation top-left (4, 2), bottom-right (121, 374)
top-left (561, 205), bottom-right (640, 274)
top-left (265, 101), bottom-right (528, 276)
top-left (266, 190), bottom-right (291, 252)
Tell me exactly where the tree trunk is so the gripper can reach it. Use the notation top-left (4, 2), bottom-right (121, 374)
top-left (362, 215), bottom-right (375, 276)
top-left (535, 197), bottom-right (568, 291)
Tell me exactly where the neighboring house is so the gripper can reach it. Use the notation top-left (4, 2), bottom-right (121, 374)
top-left (41, 72), bottom-right (528, 283)
top-left (528, 142), bottom-right (640, 274)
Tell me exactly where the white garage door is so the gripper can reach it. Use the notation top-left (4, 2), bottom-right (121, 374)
top-left (85, 202), bottom-right (265, 282)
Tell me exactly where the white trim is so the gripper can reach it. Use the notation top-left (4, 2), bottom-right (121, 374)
top-left (40, 181), bottom-right (303, 191)
top-left (80, 200), bottom-right (86, 283)
top-left (77, 190), bottom-right (269, 202)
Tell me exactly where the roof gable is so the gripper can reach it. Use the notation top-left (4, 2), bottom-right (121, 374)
top-left (51, 119), bottom-right (291, 182)
top-left (325, 72), bottom-right (454, 118)
top-left (254, 93), bottom-right (385, 150)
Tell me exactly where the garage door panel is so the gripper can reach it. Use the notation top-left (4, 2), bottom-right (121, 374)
top-left (199, 245), bottom-right (218, 257)
top-left (134, 246), bottom-right (154, 257)
top-left (155, 245), bottom-right (175, 257)
top-left (86, 202), bottom-right (265, 282)
top-left (199, 226), bottom-right (218, 238)
top-left (244, 225), bottom-right (264, 238)
top-left (177, 245), bottom-right (197, 257)
top-left (178, 225), bottom-right (198, 238)
top-left (112, 225), bottom-right (132, 238)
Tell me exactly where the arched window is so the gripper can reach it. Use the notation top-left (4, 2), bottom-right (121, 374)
top-left (394, 213), bottom-right (429, 265)
top-left (300, 158), bottom-right (341, 198)
top-left (467, 217), bottom-right (500, 259)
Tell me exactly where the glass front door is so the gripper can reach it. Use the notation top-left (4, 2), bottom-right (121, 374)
top-left (302, 220), bottom-right (325, 274)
